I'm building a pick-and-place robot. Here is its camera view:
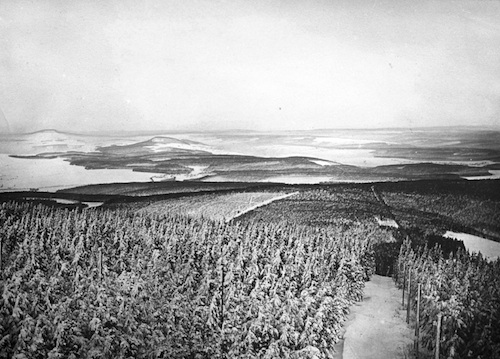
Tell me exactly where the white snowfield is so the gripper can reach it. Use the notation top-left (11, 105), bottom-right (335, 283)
top-left (226, 191), bottom-right (299, 222)
top-left (462, 170), bottom-right (500, 181)
top-left (144, 139), bottom-right (213, 153)
top-left (375, 216), bottom-right (399, 228)
top-left (309, 159), bottom-right (337, 166)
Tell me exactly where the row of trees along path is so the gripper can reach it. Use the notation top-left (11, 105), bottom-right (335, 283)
top-left (343, 186), bottom-right (495, 359)
top-left (338, 186), bottom-right (415, 358)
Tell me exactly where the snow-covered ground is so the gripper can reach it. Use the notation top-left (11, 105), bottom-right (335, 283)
top-left (179, 133), bottom-right (411, 167)
top-left (226, 192), bottom-right (299, 221)
top-left (23, 197), bottom-right (104, 208)
top-left (342, 275), bottom-right (414, 359)
top-left (175, 165), bottom-right (210, 180)
top-left (375, 216), bottom-right (399, 228)
top-left (462, 170), bottom-right (500, 180)
top-left (312, 136), bottom-right (382, 145)
top-left (261, 175), bottom-right (334, 184)
top-left (444, 231), bottom-right (500, 261)
top-left (144, 138), bottom-right (212, 153)
top-left (205, 175), bottom-right (335, 184)
top-left (0, 130), bottom-right (151, 155)
top-left (309, 159), bottom-right (337, 166)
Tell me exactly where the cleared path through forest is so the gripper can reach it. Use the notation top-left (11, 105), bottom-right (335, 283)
top-left (341, 275), bottom-right (414, 359)
top-left (226, 191), bottom-right (299, 221)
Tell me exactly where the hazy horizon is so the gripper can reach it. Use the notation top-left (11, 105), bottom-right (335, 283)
top-left (1, 0), bottom-right (499, 134)
top-left (3, 124), bottom-right (500, 136)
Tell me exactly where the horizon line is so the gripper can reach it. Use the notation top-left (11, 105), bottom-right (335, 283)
top-left (4, 124), bottom-right (500, 136)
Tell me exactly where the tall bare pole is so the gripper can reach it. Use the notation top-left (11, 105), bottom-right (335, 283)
top-left (406, 268), bottom-right (411, 324)
top-left (415, 283), bottom-right (422, 358)
top-left (402, 264), bottom-right (406, 307)
top-left (435, 313), bottom-right (442, 359)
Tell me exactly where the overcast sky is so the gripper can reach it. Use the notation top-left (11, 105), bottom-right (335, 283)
top-left (1, 0), bottom-right (499, 133)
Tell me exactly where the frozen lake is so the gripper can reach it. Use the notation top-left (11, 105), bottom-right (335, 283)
top-left (0, 154), bottom-right (159, 192)
top-left (444, 231), bottom-right (500, 261)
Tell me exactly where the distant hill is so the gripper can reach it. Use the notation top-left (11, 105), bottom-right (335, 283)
top-left (97, 136), bottom-right (212, 156)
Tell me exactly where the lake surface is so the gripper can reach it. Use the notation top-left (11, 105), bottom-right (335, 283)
top-left (0, 154), bottom-right (158, 192)
top-left (444, 231), bottom-right (500, 261)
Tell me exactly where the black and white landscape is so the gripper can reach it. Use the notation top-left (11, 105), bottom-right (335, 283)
top-left (1, 127), bottom-right (499, 191)
top-left (1, 1), bottom-right (500, 358)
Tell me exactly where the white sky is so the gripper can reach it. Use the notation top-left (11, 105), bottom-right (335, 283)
top-left (1, 0), bottom-right (499, 133)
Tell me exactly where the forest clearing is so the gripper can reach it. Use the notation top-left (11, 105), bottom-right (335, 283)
top-left (138, 191), bottom-right (299, 221)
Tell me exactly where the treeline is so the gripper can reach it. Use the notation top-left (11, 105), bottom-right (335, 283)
top-left (377, 179), bottom-right (500, 241)
top-left (238, 188), bottom-right (388, 226)
top-left (0, 201), bottom-right (375, 358)
top-left (395, 240), bottom-right (500, 358)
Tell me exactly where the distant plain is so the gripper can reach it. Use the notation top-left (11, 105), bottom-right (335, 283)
top-left (1, 127), bottom-right (499, 191)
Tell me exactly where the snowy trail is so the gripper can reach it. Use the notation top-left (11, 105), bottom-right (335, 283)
top-left (341, 275), bottom-right (414, 359)
top-left (226, 191), bottom-right (299, 222)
